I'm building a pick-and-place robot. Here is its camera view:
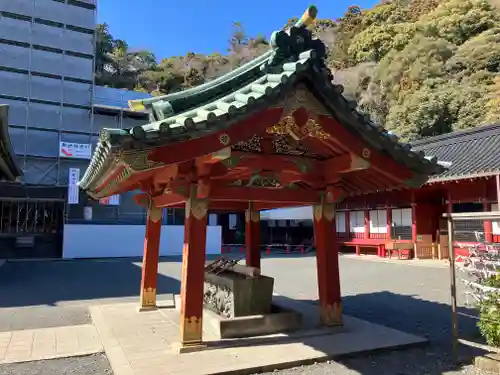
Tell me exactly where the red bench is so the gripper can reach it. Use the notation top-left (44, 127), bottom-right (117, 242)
top-left (339, 241), bottom-right (386, 257)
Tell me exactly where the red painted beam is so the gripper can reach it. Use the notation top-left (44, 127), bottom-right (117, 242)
top-left (153, 192), bottom-right (187, 208)
top-left (317, 114), bottom-right (414, 185)
top-left (209, 186), bottom-right (320, 203)
top-left (159, 201), bottom-right (313, 211)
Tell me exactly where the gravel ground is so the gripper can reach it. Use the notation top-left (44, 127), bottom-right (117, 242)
top-left (0, 354), bottom-right (112, 375)
top-left (0, 255), bottom-right (494, 374)
top-left (0, 305), bottom-right (91, 332)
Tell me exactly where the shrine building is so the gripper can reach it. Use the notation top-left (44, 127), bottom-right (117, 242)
top-left (78, 6), bottom-right (444, 348)
top-left (333, 123), bottom-right (500, 260)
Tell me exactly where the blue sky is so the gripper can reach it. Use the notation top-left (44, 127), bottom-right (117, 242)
top-left (98, 0), bottom-right (378, 59)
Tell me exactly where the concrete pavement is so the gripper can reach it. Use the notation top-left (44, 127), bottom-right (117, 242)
top-left (0, 325), bottom-right (102, 365)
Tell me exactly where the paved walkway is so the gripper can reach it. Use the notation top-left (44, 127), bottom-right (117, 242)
top-left (0, 325), bottom-right (102, 365)
top-left (88, 299), bottom-right (426, 375)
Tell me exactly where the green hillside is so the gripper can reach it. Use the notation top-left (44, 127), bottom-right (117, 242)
top-left (95, 0), bottom-right (500, 140)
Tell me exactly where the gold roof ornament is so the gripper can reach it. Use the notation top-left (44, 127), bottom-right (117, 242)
top-left (296, 5), bottom-right (318, 29)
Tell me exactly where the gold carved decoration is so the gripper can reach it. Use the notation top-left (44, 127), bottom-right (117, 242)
top-left (320, 302), bottom-right (343, 327)
top-left (186, 193), bottom-right (208, 220)
top-left (266, 116), bottom-right (300, 136)
top-left (301, 118), bottom-right (330, 139)
top-left (266, 116), bottom-right (330, 141)
top-left (351, 155), bottom-right (370, 170)
top-left (140, 287), bottom-right (156, 308)
top-left (147, 204), bottom-right (162, 223)
top-left (123, 150), bottom-right (164, 171)
top-left (362, 148), bottom-right (371, 159)
top-left (219, 133), bottom-right (230, 146)
top-left (181, 316), bottom-right (203, 345)
top-left (313, 196), bottom-right (336, 222)
top-left (232, 135), bottom-right (262, 152)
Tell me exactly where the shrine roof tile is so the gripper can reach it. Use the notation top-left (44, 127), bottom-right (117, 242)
top-left (78, 6), bottom-right (446, 197)
top-left (411, 124), bottom-right (500, 182)
top-left (0, 105), bottom-right (23, 182)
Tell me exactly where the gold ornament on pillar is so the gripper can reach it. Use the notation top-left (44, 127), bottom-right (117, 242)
top-left (140, 287), bottom-right (156, 308)
top-left (245, 210), bottom-right (260, 223)
top-left (313, 196), bottom-right (336, 222)
top-left (185, 194), bottom-right (208, 220)
top-left (147, 204), bottom-right (162, 223)
top-left (181, 316), bottom-right (203, 345)
top-left (320, 302), bottom-right (343, 326)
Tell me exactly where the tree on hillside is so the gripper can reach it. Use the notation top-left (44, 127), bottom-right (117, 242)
top-left (95, 0), bottom-right (500, 138)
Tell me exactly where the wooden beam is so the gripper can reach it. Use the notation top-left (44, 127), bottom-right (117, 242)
top-left (230, 152), bottom-right (317, 174)
top-left (209, 186), bottom-right (320, 204)
top-left (317, 114), bottom-right (414, 184)
top-left (134, 193), bottom-right (149, 207)
top-left (153, 192), bottom-right (187, 208)
top-left (321, 153), bottom-right (369, 182)
top-left (160, 201), bottom-right (312, 211)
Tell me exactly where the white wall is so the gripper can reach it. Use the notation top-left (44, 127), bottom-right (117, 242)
top-left (260, 206), bottom-right (313, 220)
top-left (62, 224), bottom-right (222, 259)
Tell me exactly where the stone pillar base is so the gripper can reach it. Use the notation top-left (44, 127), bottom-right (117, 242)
top-left (178, 342), bottom-right (208, 354)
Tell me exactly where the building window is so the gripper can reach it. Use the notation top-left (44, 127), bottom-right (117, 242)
top-left (453, 203), bottom-right (483, 242)
top-left (335, 212), bottom-right (346, 233)
top-left (208, 213), bottom-right (218, 226)
top-left (229, 214), bottom-right (238, 230)
top-left (391, 208), bottom-right (412, 240)
top-left (349, 211), bottom-right (365, 233)
top-left (492, 204), bottom-right (500, 235)
top-left (369, 209), bottom-right (387, 234)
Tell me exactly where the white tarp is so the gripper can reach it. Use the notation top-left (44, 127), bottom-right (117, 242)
top-left (260, 206), bottom-right (313, 221)
top-left (68, 168), bottom-right (80, 204)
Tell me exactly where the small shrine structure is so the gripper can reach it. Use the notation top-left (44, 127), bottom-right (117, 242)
top-left (79, 7), bottom-right (444, 349)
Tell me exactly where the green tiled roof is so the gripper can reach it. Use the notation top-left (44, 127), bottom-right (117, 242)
top-left (79, 7), bottom-right (445, 195)
top-left (411, 123), bottom-right (500, 182)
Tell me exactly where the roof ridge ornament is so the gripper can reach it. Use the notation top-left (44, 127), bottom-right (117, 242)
top-left (267, 5), bottom-right (326, 69)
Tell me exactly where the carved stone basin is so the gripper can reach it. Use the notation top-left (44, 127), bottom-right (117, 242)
top-left (203, 270), bottom-right (274, 319)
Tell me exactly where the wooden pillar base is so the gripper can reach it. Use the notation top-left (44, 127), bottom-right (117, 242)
top-left (319, 301), bottom-right (343, 326)
top-left (314, 196), bottom-right (343, 327)
top-left (139, 287), bottom-right (157, 311)
top-left (180, 316), bottom-right (203, 346)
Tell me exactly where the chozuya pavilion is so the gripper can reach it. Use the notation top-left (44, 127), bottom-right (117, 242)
top-left (79, 6), bottom-right (445, 349)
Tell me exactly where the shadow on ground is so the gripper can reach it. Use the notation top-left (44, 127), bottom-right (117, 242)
top-left (268, 291), bottom-right (485, 375)
top-left (0, 259), bottom-right (181, 307)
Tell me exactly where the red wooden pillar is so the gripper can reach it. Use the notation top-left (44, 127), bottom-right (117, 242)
top-left (484, 201), bottom-right (493, 243)
top-left (245, 202), bottom-right (261, 269)
top-left (180, 185), bottom-right (208, 347)
top-left (313, 198), bottom-right (342, 327)
top-left (411, 203), bottom-right (417, 242)
top-left (386, 207), bottom-right (392, 241)
top-left (139, 203), bottom-right (163, 311)
top-left (345, 211), bottom-right (350, 237)
top-left (364, 209), bottom-right (370, 239)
